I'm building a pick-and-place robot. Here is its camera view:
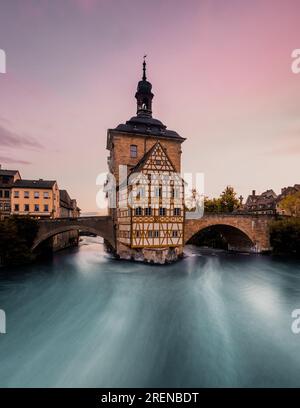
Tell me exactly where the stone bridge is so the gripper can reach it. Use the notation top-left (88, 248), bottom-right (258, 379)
top-left (32, 216), bottom-right (114, 250)
top-left (184, 214), bottom-right (274, 252)
top-left (33, 213), bottom-right (274, 253)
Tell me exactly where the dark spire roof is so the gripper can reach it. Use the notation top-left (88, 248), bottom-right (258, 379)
top-left (135, 55), bottom-right (153, 118)
top-left (142, 54), bottom-right (147, 81)
top-left (108, 58), bottom-right (185, 142)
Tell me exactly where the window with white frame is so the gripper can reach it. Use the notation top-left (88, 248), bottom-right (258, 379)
top-left (130, 144), bottom-right (137, 158)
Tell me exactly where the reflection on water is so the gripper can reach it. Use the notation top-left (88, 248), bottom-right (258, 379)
top-left (0, 237), bottom-right (300, 387)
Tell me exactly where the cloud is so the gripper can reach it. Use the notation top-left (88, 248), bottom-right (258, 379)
top-left (0, 156), bottom-right (31, 165)
top-left (0, 124), bottom-right (42, 149)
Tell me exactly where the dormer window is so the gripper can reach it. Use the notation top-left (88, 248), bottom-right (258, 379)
top-left (130, 144), bottom-right (137, 158)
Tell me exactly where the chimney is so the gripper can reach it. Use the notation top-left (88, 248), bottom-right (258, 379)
top-left (252, 190), bottom-right (256, 196)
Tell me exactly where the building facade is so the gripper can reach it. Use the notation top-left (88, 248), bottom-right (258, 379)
top-left (244, 185), bottom-right (300, 215)
top-left (59, 190), bottom-right (81, 218)
top-left (11, 179), bottom-right (60, 218)
top-left (244, 189), bottom-right (278, 214)
top-left (0, 168), bottom-right (21, 218)
top-left (106, 59), bottom-right (185, 263)
top-left (0, 166), bottom-right (81, 221)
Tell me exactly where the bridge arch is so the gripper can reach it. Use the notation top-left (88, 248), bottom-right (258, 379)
top-left (184, 215), bottom-right (272, 253)
top-left (185, 223), bottom-right (256, 252)
top-left (32, 225), bottom-right (106, 250)
top-left (32, 216), bottom-right (115, 251)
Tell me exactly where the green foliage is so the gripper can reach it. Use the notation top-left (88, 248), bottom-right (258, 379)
top-left (204, 197), bottom-right (221, 213)
top-left (270, 218), bottom-right (300, 255)
top-left (0, 216), bottom-right (38, 266)
top-left (204, 186), bottom-right (240, 214)
top-left (278, 192), bottom-right (300, 217)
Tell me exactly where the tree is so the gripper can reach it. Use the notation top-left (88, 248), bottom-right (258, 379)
top-left (270, 218), bottom-right (300, 255)
top-left (219, 186), bottom-right (240, 213)
top-left (278, 192), bottom-right (300, 217)
top-left (204, 197), bottom-right (221, 213)
top-left (204, 186), bottom-right (239, 214)
top-left (0, 216), bottom-right (38, 266)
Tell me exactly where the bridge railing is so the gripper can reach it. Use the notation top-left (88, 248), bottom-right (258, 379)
top-left (37, 215), bottom-right (112, 223)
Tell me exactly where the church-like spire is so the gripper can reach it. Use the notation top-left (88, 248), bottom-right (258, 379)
top-left (135, 56), bottom-right (154, 117)
top-left (142, 54), bottom-right (147, 81)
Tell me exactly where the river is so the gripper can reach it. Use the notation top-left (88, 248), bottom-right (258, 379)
top-left (0, 237), bottom-right (300, 387)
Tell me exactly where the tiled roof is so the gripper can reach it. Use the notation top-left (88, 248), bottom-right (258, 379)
top-left (13, 179), bottom-right (56, 189)
top-left (109, 114), bottom-right (185, 141)
top-left (244, 189), bottom-right (277, 211)
top-left (0, 169), bottom-right (19, 176)
top-left (59, 189), bottom-right (74, 209)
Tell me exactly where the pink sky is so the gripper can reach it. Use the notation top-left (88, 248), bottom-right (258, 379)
top-left (0, 0), bottom-right (299, 211)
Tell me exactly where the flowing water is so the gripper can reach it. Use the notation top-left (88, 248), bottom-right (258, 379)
top-left (0, 237), bottom-right (300, 387)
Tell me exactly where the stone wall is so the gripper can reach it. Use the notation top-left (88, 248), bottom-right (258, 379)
top-left (52, 230), bottom-right (79, 252)
top-left (32, 216), bottom-right (114, 250)
top-left (184, 214), bottom-right (273, 253)
top-left (108, 132), bottom-right (183, 182)
top-left (117, 241), bottom-right (183, 264)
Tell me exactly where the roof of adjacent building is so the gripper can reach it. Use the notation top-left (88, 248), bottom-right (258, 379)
top-left (0, 169), bottom-right (20, 176)
top-left (13, 179), bottom-right (56, 189)
top-left (245, 189), bottom-right (277, 210)
top-left (277, 184), bottom-right (300, 201)
top-left (60, 189), bottom-right (71, 202)
top-left (59, 189), bottom-right (74, 210)
top-left (59, 190), bottom-right (81, 212)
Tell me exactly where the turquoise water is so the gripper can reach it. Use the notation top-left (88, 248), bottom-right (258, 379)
top-left (0, 237), bottom-right (300, 387)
